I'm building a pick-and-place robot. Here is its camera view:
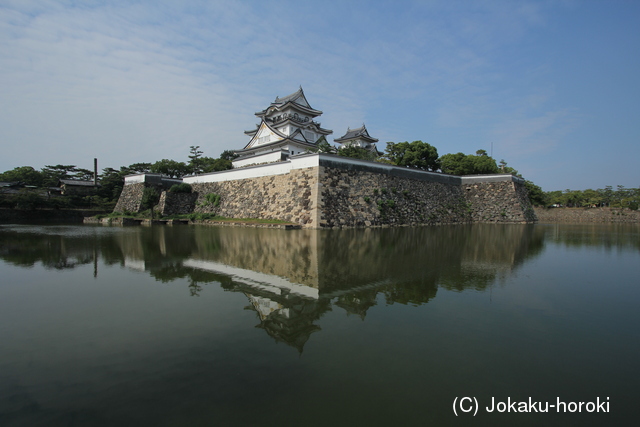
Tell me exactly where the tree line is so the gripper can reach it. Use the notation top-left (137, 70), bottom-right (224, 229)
top-left (316, 140), bottom-right (547, 206)
top-left (0, 147), bottom-right (234, 210)
top-left (317, 141), bottom-right (640, 209)
top-left (2, 140), bottom-right (637, 210)
top-left (546, 186), bottom-right (639, 210)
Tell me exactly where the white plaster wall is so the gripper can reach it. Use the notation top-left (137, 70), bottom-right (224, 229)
top-left (232, 151), bottom-right (283, 168)
top-left (185, 159), bottom-right (294, 184)
top-left (187, 154), bottom-right (521, 186)
top-left (124, 174), bottom-right (145, 184)
top-left (290, 153), bottom-right (321, 170)
top-left (122, 173), bottom-right (182, 185)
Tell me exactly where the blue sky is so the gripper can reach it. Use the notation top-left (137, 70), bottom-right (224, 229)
top-left (1, 0), bottom-right (638, 191)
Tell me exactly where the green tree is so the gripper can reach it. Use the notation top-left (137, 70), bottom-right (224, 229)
top-left (199, 157), bottom-right (232, 173)
top-left (524, 181), bottom-right (546, 206)
top-left (561, 189), bottom-right (584, 207)
top-left (499, 159), bottom-right (521, 177)
top-left (336, 145), bottom-right (378, 161)
top-left (73, 168), bottom-right (95, 181)
top-left (97, 167), bottom-right (125, 201)
top-left (14, 190), bottom-right (47, 210)
top-left (384, 141), bottom-right (439, 171)
top-left (150, 159), bottom-right (189, 178)
top-left (121, 163), bottom-right (152, 175)
top-left (615, 185), bottom-right (632, 208)
top-left (582, 189), bottom-right (602, 207)
top-left (546, 190), bottom-right (563, 206)
top-left (41, 164), bottom-right (78, 186)
top-left (0, 166), bottom-right (44, 187)
top-left (141, 187), bottom-right (160, 210)
top-left (600, 186), bottom-right (614, 207)
top-left (188, 145), bottom-right (204, 174)
top-left (307, 138), bottom-right (336, 154)
top-left (220, 150), bottom-right (239, 161)
top-left (439, 152), bottom-right (499, 175)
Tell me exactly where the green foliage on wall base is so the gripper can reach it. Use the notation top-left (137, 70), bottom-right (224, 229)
top-left (169, 183), bottom-right (193, 193)
top-left (141, 187), bottom-right (160, 210)
top-left (199, 193), bottom-right (221, 209)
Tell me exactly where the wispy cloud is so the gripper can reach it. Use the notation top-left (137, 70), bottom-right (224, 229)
top-left (1, 0), bottom-right (638, 190)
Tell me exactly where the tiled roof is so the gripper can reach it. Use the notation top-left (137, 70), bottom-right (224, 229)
top-left (334, 124), bottom-right (379, 143)
top-left (274, 87), bottom-right (305, 105)
top-left (59, 179), bottom-right (98, 187)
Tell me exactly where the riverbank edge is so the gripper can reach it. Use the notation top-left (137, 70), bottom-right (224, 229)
top-left (82, 215), bottom-right (302, 229)
top-left (3, 207), bottom-right (639, 226)
top-left (0, 208), bottom-right (110, 223)
top-left (534, 207), bottom-right (640, 224)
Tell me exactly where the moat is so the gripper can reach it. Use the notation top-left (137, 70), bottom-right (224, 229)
top-left (0, 223), bottom-right (638, 426)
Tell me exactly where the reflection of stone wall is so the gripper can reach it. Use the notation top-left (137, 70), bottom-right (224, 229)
top-left (183, 225), bottom-right (544, 294)
top-left (191, 227), bottom-right (320, 287)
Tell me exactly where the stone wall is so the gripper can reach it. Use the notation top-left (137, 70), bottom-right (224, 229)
top-left (157, 191), bottom-right (198, 216)
top-left (114, 154), bottom-right (537, 228)
top-left (114, 182), bottom-right (145, 213)
top-left (463, 179), bottom-right (536, 223)
top-left (534, 207), bottom-right (640, 223)
top-left (318, 166), bottom-right (470, 227)
top-left (190, 166), bottom-right (320, 226)
top-left (114, 174), bottom-right (184, 213)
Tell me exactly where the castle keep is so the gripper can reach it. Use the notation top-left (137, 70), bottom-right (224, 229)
top-left (115, 88), bottom-right (536, 227)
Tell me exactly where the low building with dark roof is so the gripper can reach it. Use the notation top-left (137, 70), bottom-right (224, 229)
top-left (0, 182), bottom-right (25, 195)
top-left (58, 179), bottom-right (100, 196)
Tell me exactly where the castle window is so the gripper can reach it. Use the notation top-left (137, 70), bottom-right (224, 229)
top-left (304, 131), bottom-right (315, 142)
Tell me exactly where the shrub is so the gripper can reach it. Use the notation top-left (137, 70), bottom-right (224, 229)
top-left (141, 187), bottom-right (160, 210)
top-left (202, 193), bottom-right (221, 208)
top-left (14, 192), bottom-right (46, 210)
top-left (169, 183), bottom-right (192, 193)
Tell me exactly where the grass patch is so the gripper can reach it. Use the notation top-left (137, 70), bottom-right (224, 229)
top-left (184, 213), bottom-right (293, 224)
top-left (91, 211), bottom-right (293, 225)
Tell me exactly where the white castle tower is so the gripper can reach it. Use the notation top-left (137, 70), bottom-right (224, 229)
top-left (233, 87), bottom-right (333, 168)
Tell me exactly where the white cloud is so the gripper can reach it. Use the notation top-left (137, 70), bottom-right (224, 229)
top-left (1, 0), bottom-right (637, 190)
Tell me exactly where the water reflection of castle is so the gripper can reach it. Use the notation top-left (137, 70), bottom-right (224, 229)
top-left (0, 224), bottom-right (545, 352)
top-left (115, 225), bottom-right (544, 351)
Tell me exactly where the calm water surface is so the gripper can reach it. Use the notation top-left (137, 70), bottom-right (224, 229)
top-left (0, 223), bottom-right (638, 426)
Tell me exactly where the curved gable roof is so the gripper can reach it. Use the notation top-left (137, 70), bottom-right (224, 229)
top-left (334, 124), bottom-right (379, 143)
top-left (256, 86), bottom-right (323, 117)
top-left (244, 120), bottom-right (287, 149)
top-left (275, 87), bottom-right (310, 107)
